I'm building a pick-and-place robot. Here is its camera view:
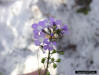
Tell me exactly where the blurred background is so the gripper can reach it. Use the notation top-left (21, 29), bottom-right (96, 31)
top-left (0, 0), bottom-right (99, 75)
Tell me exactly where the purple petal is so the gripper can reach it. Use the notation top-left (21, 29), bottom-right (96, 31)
top-left (34, 34), bottom-right (39, 39)
top-left (49, 17), bottom-right (55, 26)
top-left (32, 24), bottom-right (38, 29)
top-left (39, 21), bottom-right (45, 27)
top-left (40, 31), bottom-right (45, 37)
top-left (55, 20), bottom-right (62, 25)
top-left (50, 33), bottom-right (54, 36)
top-left (43, 45), bottom-right (49, 50)
top-left (33, 30), bottom-right (39, 35)
top-left (43, 38), bottom-right (50, 44)
top-left (33, 30), bottom-right (40, 39)
top-left (48, 46), bottom-right (53, 50)
top-left (52, 41), bottom-right (57, 46)
top-left (49, 17), bottom-right (55, 22)
top-left (34, 40), bottom-right (41, 46)
top-left (62, 25), bottom-right (68, 31)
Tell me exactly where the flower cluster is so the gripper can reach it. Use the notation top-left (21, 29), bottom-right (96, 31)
top-left (32, 17), bottom-right (68, 51)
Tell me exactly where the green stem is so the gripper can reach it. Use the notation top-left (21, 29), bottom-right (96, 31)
top-left (44, 50), bottom-right (50, 75)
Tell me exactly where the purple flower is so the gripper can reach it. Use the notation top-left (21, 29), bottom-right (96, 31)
top-left (43, 45), bottom-right (53, 50)
top-left (34, 40), bottom-right (41, 46)
top-left (55, 20), bottom-right (62, 25)
top-left (49, 17), bottom-right (56, 26)
top-left (34, 34), bottom-right (39, 39)
top-left (38, 20), bottom-right (46, 28)
top-left (49, 17), bottom-right (55, 23)
top-left (32, 24), bottom-right (38, 29)
top-left (62, 25), bottom-right (68, 31)
top-left (33, 30), bottom-right (39, 35)
top-left (61, 25), bottom-right (68, 34)
top-left (48, 46), bottom-right (53, 50)
top-left (40, 31), bottom-right (45, 37)
top-left (32, 18), bottom-right (68, 51)
top-left (33, 23), bottom-right (43, 31)
top-left (43, 38), bottom-right (50, 44)
top-left (50, 33), bottom-right (54, 36)
top-left (33, 30), bottom-right (40, 39)
top-left (43, 45), bottom-right (49, 50)
top-left (52, 41), bottom-right (57, 46)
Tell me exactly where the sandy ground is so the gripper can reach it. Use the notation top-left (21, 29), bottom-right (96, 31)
top-left (0, 0), bottom-right (99, 75)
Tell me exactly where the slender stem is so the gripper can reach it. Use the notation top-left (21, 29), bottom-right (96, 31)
top-left (44, 50), bottom-right (50, 75)
top-left (44, 28), bottom-right (52, 75)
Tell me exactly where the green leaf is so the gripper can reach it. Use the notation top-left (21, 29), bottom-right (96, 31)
top-left (51, 58), bottom-right (55, 62)
top-left (56, 58), bottom-right (61, 62)
top-left (53, 63), bottom-right (57, 69)
top-left (52, 50), bottom-right (56, 54)
top-left (57, 51), bottom-right (64, 55)
top-left (47, 71), bottom-right (50, 75)
top-left (41, 58), bottom-right (46, 64)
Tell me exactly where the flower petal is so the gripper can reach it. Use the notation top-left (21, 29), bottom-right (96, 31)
top-left (34, 40), bottom-right (41, 46)
top-left (43, 45), bottom-right (49, 50)
top-left (52, 41), bottom-right (57, 46)
top-left (48, 46), bottom-right (53, 50)
top-left (43, 38), bottom-right (50, 44)
top-left (55, 20), bottom-right (62, 25)
top-left (62, 25), bottom-right (68, 31)
top-left (32, 24), bottom-right (38, 29)
top-left (40, 31), bottom-right (45, 37)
